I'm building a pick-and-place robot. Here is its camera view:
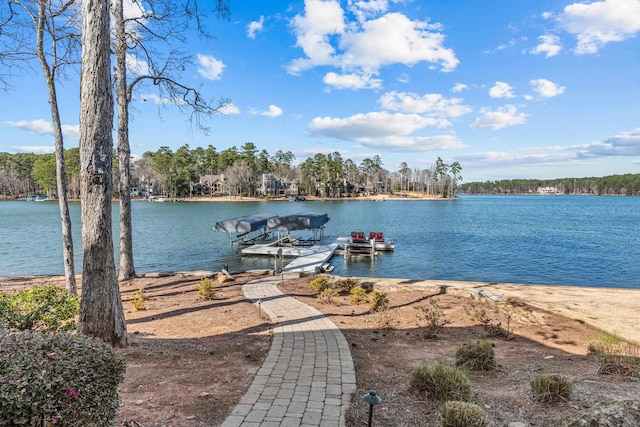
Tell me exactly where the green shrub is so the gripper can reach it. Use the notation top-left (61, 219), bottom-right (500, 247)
top-left (588, 332), bottom-right (623, 355)
top-left (369, 291), bottom-right (389, 312)
top-left (456, 340), bottom-right (496, 371)
top-left (530, 373), bottom-right (572, 403)
top-left (336, 278), bottom-right (359, 294)
top-left (349, 286), bottom-right (368, 303)
top-left (318, 288), bottom-right (339, 304)
top-left (0, 285), bottom-right (79, 332)
top-left (0, 330), bottom-right (126, 426)
top-left (410, 360), bottom-right (471, 402)
top-left (197, 277), bottom-right (216, 300)
top-left (415, 299), bottom-right (450, 339)
top-left (131, 288), bottom-right (146, 310)
top-left (308, 276), bottom-right (330, 294)
top-left (441, 401), bottom-right (487, 427)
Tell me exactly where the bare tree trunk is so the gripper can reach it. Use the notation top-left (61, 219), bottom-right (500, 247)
top-left (77, 0), bottom-right (127, 348)
top-left (115, 0), bottom-right (135, 281)
top-left (34, 1), bottom-right (76, 295)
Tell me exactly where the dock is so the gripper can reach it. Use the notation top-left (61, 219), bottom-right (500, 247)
top-left (242, 236), bottom-right (348, 274)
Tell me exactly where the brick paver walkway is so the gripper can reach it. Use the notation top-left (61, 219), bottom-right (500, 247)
top-left (221, 273), bottom-right (356, 427)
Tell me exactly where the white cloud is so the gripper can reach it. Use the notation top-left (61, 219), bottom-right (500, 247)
top-left (4, 119), bottom-right (79, 139)
top-left (287, 1), bottom-right (458, 85)
top-left (555, 0), bottom-right (640, 54)
top-left (251, 105), bottom-right (283, 118)
top-left (11, 145), bottom-right (55, 154)
top-left (574, 128), bottom-right (640, 157)
top-left (379, 91), bottom-right (472, 123)
top-left (530, 34), bottom-right (563, 57)
top-left (339, 12), bottom-right (458, 72)
top-left (470, 105), bottom-right (527, 130)
top-left (529, 78), bottom-right (566, 98)
top-left (489, 81), bottom-right (515, 99)
top-left (309, 111), bottom-right (438, 140)
top-left (456, 127), bottom-right (640, 168)
top-left (307, 110), bottom-right (465, 151)
top-left (197, 54), bottom-right (225, 80)
top-left (219, 103), bottom-right (240, 115)
top-left (353, 134), bottom-right (465, 151)
top-left (247, 15), bottom-right (265, 39)
top-left (323, 71), bottom-right (382, 89)
top-left (288, 0), bottom-right (345, 73)
top-left (126, 53), bottom-right (150, 76)
top-left (348, 0), bottom-right (391, 23)
top-left (452, 83), bottom-right (468, 93)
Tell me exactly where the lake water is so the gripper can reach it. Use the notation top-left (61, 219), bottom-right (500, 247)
top-left (1, 195), bottom-right (639, 289)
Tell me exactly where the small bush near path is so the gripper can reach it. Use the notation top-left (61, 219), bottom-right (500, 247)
top-left (415, 299), bottom-right (450, 339)
top-left (441, 401), bottom-right (487, 427)
top-left (131, 288), bottom-right (146, 310)
top-left (318, 288), bottom-right (339, 304)
top-left (349, 285), bottom-right (368, 303)
top-left (530, 373), bottom-right (572, 403)
top-left (308, 276), bottom-right (330, 294)
top-left (455, 340), bottom-right (496, 371)
top-left (369, 291), bottom-right (389, 312)
top-left (0, 330), bottom-right (126, 426)
top-left (410, 360), bottom-right (471, 402)
top-left (0, 284), bottom-right (79, 332)
top-left (197, 277), bottom-right (216, 300)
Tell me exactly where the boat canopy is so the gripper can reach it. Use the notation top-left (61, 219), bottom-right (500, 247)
top-left (213, 213), bottom-right (276, 233)
top-left (267, 213), bottom-right (329, 231)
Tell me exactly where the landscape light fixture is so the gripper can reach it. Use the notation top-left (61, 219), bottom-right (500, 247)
top-left (361, 390), bottom-right (382, 427)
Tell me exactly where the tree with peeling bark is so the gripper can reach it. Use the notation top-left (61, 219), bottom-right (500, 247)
top-left (77, 0), bottom-right (126, 347)
top-left (2, 0), bottom-right (80, 295)
top-left (112, 0), bottom-right (231, 281)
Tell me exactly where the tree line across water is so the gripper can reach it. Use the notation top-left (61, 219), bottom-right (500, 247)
top-left (0, 144), bottom-right (463, 199)
top-left (458, 174), bottom-right (640, 196)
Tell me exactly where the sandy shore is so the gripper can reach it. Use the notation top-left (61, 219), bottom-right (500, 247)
top-left (363, 277), bottom-right (640, 344)
top-left (2, 273), bottom-right (638, 344)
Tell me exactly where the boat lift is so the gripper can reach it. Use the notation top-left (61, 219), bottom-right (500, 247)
top-left (213, 213), bottom-right (277, 245)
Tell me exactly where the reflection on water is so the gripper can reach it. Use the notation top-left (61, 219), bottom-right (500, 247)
top-left (1, 195), bottom-right (639, 289)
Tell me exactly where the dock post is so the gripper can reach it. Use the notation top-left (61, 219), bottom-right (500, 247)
top-left (370, 239), bottom-right (375, 258)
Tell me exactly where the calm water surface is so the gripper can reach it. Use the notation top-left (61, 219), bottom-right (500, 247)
top-left (1, 195), bottom-right (639, 289)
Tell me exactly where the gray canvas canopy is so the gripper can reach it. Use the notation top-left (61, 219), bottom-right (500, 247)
top-left (266, 213), bottom-right (329, 231)
top-left (213, 213), bottom-right (276, 233)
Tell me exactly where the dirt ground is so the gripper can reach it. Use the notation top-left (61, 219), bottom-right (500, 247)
top-left (1, 272), bottom-right (638, 427)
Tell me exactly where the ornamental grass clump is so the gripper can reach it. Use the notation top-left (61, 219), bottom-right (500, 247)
top-left (197, 277), bottom-right (216, 300)
top-left (441, 401), bottom-right (487, 427)
top-left (530, 373), bottom-right (572, 403)
top-left (586, 332), bottom-right (640, 376)
top-left (455, 340), bottom-right (496, 371)
top-left (0, 330), bottom-right (126, 426)
top-left (0, 284), bottom-right (79, 332)
top-left (410, 360), bottom-right (471, 402)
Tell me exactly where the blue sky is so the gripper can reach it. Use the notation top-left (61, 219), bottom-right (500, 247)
top-left (2, 0), bottom-right (640, 182)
